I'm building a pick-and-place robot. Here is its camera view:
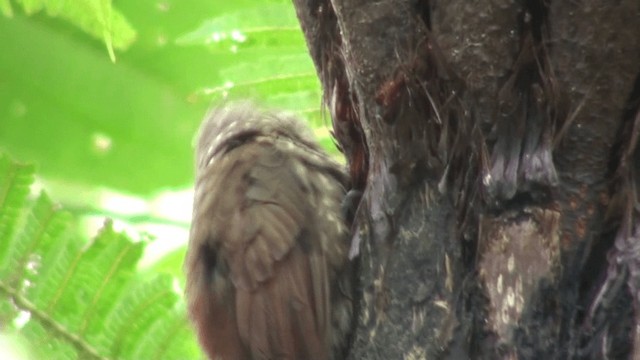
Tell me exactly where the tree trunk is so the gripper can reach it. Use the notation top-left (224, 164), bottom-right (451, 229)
top-left (293, 0), bottom-right (640, 359)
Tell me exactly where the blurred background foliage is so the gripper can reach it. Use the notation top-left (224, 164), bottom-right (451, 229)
top-left (0, 0), bottom-right (329, 358)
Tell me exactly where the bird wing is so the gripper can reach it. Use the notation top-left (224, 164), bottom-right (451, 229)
top-left (191, 137), bottom-right (335, 360)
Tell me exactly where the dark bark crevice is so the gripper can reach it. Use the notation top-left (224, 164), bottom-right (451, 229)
top-left (579, 73), bottom-right (640, 357)
top-left (481, 0), bottom-right (558, 204)
top-left (292, 0), bottom-right (369, 194)
top-left (293, 0), bottom-right (640, 358)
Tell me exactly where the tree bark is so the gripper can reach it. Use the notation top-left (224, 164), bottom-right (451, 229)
top-left (293, 1), bottom-right (640, 359)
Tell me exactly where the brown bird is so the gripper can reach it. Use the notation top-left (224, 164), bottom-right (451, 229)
top-left (185, 103), bottom-right (353, 360)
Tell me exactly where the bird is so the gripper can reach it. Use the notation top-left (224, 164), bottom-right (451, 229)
top-left (184, 103), bottom-right (353, 360)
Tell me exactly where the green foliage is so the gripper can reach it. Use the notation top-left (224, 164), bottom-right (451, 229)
top-left (3, 0), bottom-right (136, 61)
top-left (0, 154), bottom-right (202, 359)
top-left (0, 0), bottom-right (330, 358)
top-left (0, 0), bottom-right (335, 359)
top-left (176, 3), bottom-right (322, 115)
top-left (0, 0), bottom-right (327, 197)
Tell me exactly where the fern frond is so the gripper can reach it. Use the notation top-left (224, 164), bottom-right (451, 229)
top-left (176, 3), bottom-right (303, 47)
top-left (176, 3), bottom-right (325, 129)
top-left (0, 153), bottom-right (201, 360)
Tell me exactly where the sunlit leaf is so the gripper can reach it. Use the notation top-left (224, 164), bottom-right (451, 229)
top-left (8, 0), bottom-right (136, 52)
top-left (0, 153), bottom-right (202, 360)
top-left (176, 3), bottom-right (302, 48)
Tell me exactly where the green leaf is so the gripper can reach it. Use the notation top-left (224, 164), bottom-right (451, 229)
top-left (9, 0), bottom-right (136, 53)
top-left (176, 2), bottom-right (331, 148)
top-left (0, 153), bottom-right (202, 360)
top-left (0, 0), bottom-right (343, 358)
top-left (0, 14), bottom-right (205, 195)
top-left (0, 154), bottom-right (34, 260)
top-left (176, 3), bottom-right (302, 48)
top-left (0, 0), bottom-right (338, 197)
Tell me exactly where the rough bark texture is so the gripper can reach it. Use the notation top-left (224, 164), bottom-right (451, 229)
top-left (293, 0), bottom-right (640, 359)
